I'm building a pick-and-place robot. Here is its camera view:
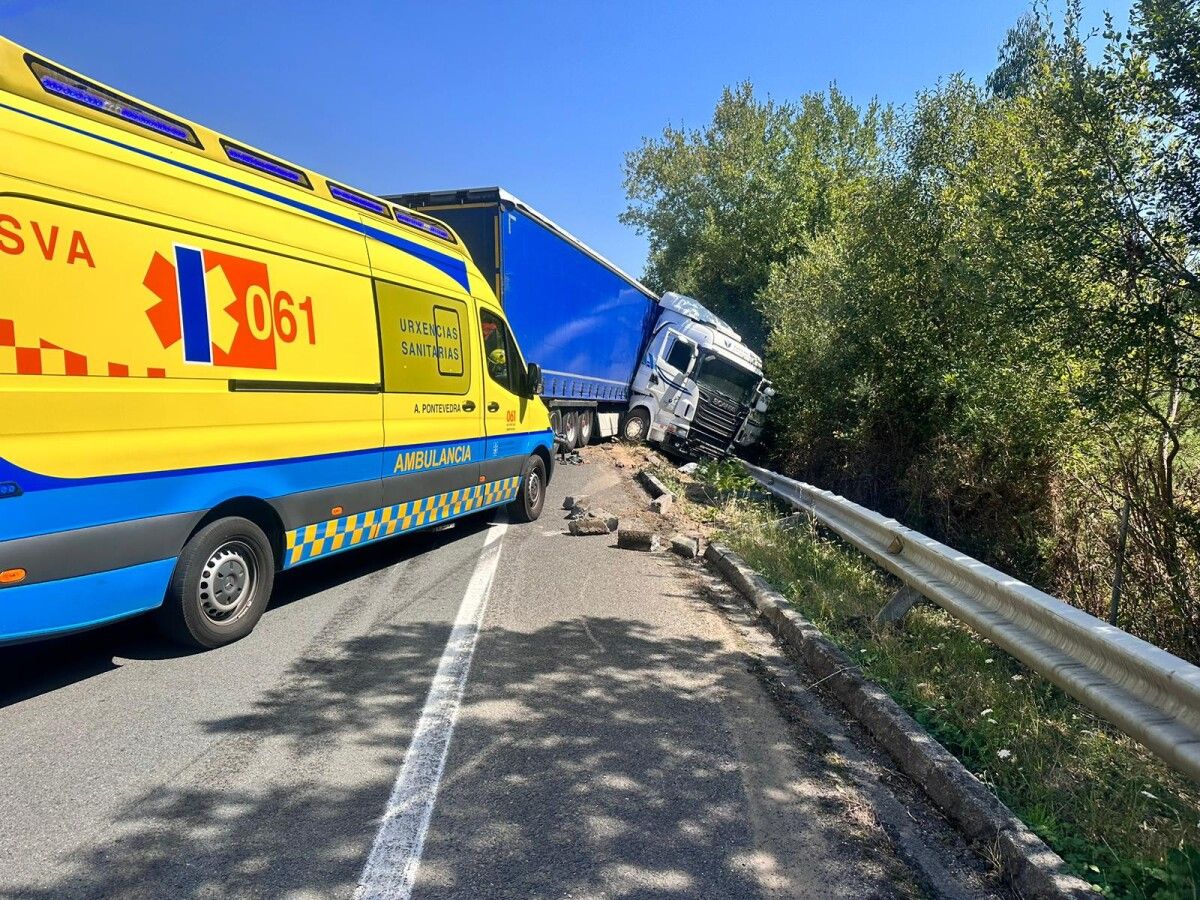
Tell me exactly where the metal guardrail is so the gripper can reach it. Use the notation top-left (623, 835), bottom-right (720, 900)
top-left (741, 461), bottom-right (1200, 782)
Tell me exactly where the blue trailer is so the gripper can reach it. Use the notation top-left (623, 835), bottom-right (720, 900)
top-left (389, 187), bottom-right (659, 447)
top-left (389, 187), bottom-right (772, 456)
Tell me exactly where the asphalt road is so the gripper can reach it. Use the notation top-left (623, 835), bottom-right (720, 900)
top-left (0, 451), bottom-right (989, 899)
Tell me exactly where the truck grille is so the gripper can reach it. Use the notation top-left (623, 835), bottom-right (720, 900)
top-left (690, 388), bottom-right (746, 457)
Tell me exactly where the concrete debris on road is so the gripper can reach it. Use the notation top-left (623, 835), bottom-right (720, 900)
top-left (617, 529), bottom-right (661, 552)
top-left (563, 490), bottom-right (619, 534)
top-left (649, 495), bottom-right (674, 515)
top-left (669, 535), bottom-right (700, 559)
top-left (559, 451), bottom-right (585, 466)
top-left (568, 517), bottom-right (612, 536)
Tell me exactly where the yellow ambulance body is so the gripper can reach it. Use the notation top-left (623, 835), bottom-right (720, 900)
top-left (0, 37), bottom-right (554, 648)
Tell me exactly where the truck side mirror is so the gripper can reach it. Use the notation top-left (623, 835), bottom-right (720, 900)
top-left (525, 363), bottom-right (544, 397)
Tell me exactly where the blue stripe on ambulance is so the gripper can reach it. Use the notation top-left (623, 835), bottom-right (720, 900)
top-left (0, 429), bottom-right (554, 542)
top-left (0, 100), bottom-right (471, 291)
top-left (0, 559), bottom-right (178, 645)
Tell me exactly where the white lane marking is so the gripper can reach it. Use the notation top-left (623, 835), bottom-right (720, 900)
top-left (354, 517), bottom-right (509, 900)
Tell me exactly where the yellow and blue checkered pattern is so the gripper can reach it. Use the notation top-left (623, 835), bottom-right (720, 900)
top-left (284, 476), bottom-right (521, 567)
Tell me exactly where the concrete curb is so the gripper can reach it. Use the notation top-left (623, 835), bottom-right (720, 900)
top-left (637, 469), bottom-right (673, 501)
top-left (704, 541), bottom-right (1098, 900)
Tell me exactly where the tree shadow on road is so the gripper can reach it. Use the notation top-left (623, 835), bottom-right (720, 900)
top-left (6, 577), bottom-right (898, 898)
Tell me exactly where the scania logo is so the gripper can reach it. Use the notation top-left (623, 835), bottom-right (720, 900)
top-left (710, 395), bottom-right (736, 412)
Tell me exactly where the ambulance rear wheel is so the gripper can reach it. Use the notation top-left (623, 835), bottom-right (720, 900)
top-left (158, 516), bottom-right (275, 650)
top-left (577, 409), bottom-right (595, 446)
top-left (562, 410), bottom-right (580, 450)
top-left (509, 455), bottom-right (547, 523)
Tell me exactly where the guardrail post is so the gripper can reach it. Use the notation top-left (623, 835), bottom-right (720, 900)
top-left (875, 584), bottom-right (923, 628)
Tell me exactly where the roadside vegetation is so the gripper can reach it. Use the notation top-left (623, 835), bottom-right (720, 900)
top-left (623, 0), bottom-right (1200, 665)
top-left (654, 459), bottom-right (1200, 899)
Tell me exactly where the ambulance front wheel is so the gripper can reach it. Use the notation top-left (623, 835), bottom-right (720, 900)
top-left (509, 455), bottom-right (547, 523)
top-left (158, 516), bottom-right (276, 650)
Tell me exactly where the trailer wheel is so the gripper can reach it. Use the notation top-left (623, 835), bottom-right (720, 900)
top-left (620, 408), bottom-right (650, 444)
top-left (509, 454), bottom-right (547, 522)
top-left (577, 409), bottom-right (594, 446)
top-left (549, 408), bottom-right (563, 441)
top-left (562, 410), bottom-right (580, 450)
top-left (157, 516), bottom-right (275, 650)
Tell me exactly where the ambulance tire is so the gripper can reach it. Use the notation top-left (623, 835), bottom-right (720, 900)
top-left (509, 455), bottom-right (547, 523)
top-left (562, 410), bottom-right (580, 450)
top-left (577, 408), bottom-right (594, 446)
top-left (158, 516), bottom-right (276, 650)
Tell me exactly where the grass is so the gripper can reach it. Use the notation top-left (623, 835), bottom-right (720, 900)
top-left (655, 459), bottom-right (1200, 899)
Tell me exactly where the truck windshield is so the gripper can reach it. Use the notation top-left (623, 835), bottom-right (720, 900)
top-left (694, 355), bottom-right (760, 405)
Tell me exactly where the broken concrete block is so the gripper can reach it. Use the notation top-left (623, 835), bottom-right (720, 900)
top-left (563, 495), bottom-right (587, 510)
top-left (617, 529), bottom-right (660, 552)
top-left (586, 509), bottom-right (619, 533)
top-left (637, 470), bottom-right (671, 498)
top-left (566, 505), bottom-right (591, 520)
top-left (669, 535), bottom-right (700, 559)
top-left (649, 494), bottom-right (674, 515)
top-left (569, 517), bottom-right (612, 536)
top-left (678, 461), bottom-right (699, 476)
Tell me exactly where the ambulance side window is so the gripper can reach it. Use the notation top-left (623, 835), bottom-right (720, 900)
top-left (480, 309), bottom-right (522, 394)
top-left (376, 281), bottom-right (471, 395)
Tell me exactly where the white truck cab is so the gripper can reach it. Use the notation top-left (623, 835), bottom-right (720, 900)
top-left (626, 292), bottom-right (774, 458)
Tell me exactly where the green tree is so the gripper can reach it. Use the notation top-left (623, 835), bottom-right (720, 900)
top-left (621, 83), bottom-right (890, 344)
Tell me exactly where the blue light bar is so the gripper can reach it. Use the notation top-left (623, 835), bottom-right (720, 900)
top-left (118, 105), bottom-right (192, 142)
top-left (395, 209), bottom-right (455, 242)
top-left (328, 182), bottom-right (393, 218)
top-left (40, 76), bottom-right (105, 110)
top-left (221, 140), bottom-right (312, 188)
top-left (27, 56), bottom-right (201, 148)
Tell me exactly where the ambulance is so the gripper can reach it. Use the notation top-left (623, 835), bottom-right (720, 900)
top-left (0, 38), bottom-right (555, 648)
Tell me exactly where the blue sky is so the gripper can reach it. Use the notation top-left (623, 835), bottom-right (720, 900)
top-left (0, 0), bottom-right (1128, 278)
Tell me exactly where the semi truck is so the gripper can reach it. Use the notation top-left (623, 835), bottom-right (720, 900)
top-left (389, 188), bottom-right (773, 459)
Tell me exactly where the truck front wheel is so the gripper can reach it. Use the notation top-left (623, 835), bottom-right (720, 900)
top-left (509, 454), bottom-right (547, 522)
top-left (620, 408), bottom-right (650, 444)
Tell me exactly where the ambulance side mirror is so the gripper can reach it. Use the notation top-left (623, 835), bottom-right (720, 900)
top-left (525, 363), bottom-right (544, 397)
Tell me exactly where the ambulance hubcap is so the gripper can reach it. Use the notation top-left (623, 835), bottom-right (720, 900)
top-left (526, 471), bottom-right (542, 508)
top-left (198, 542), bottom-right (257, 623)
